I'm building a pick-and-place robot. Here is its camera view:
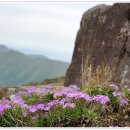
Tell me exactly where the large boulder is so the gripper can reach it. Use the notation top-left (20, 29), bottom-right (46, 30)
top-left (64, 3), bottom-right (130, 87)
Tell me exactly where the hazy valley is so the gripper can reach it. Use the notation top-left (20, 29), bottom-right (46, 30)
top-left (0, 45), bottom-right (69, 86)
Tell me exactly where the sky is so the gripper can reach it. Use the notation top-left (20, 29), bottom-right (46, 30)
top-left (0, 2), bottom-right (114, 62)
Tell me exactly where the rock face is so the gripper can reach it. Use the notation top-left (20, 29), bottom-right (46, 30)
top-left (65, 3), bottom-right (130, 87)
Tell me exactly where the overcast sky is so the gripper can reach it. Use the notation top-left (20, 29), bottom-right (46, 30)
top-left (0, 2), bottom-right (114, 62)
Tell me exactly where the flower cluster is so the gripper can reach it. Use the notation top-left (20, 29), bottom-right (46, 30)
top-left (92, 95), bottom-right (110, 104)
top-left (69, 85), bottom-right (80, 91)
top-left (54, 88), bottom-right (110, 105)
top-left (26, 87), bottom-right (36, 94)
top-left (0, 98), bottom-right (11, 115)
top-left (54, 88), bottom-right (70, 98)
top-left (109, 84), bottom-right (119, 91)
top-left (109, 84), bottom-right (129, 106)
top-left (0, 84), bottom-right (129, 117)
top-left (44, 85), bottom-right (53, 90)
top-left (11, 95), bottom-right (27, 108)
top-left (119, 98), bottom-right (128, 106)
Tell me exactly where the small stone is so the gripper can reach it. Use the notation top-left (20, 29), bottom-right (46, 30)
top-left (125, 115), bottom-right (128, 119)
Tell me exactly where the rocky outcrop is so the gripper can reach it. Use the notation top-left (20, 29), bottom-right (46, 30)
top-left (65, 3), bottom-right (130, 86)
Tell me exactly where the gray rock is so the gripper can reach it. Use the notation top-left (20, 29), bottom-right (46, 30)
top-left (64, 3), bottom-right (130, 87)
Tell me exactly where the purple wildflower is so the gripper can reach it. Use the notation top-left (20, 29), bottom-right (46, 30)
top-left (36, 104), bottom-right (45, 110)
top-left (28, 105), bottom-right (37, 113)
top-left (43, 106), bottom-right (50, 111)
top-left (67, 92), bottom-right (83, 99)
top-left (116, 91), bottom-right (123, 96)
top-left (11, 96), bottom-right (24, 105)
top-left (0, 98), bottom-right (10, 104)
top-left (54, 90), bottom-right (67, 98)
top-left (66, 92), bottom-right (77, 98)
top-left (0, 105), bottom-right (4, 115)
top-left (63, 103), bottom-right (76, 108)
top-left (84, 94), bottom-right (92, 102)
top-left (37, 85), bottom-right (53, 94)
top-left (119, 98), bottom-right (128, 106)
top-left (69, 85), bottom-right (80, 91)
top-left (44, 85), bottom-right (53, 90)
top-left (112, 91), bottom-right (123, 97)
top-left (26, 87), bottom-right (36, 94)
top-left (59, 98), bottom-right (72, 106)
top-left (0, 104), bottom-right (11, 115)
top-left (47, 100), bottom-right (59, 107)
top-left (21, 104), bottom-right (28, 108)
top-left (11, 95), bottom-right (27, 108)
top-left (59, 98), bottom-right (68, 105)
top-left (109, 84), bottom-right (119, 90)
top-left (67, 91), bottom-right (89, 100)
top-left (3, 104), bottom-right (11, 109)
top-left (92, 95), bottom-right (110, 104)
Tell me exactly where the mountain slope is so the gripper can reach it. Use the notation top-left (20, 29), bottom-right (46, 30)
top-left (0, 45), bottom-right (69, 86)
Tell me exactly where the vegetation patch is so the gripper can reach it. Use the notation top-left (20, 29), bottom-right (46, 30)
top-left (0, 84), bottom-right (130, 127)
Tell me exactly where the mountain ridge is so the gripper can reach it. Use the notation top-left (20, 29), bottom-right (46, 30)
top-left (0, 45), bottom-right (69, 86)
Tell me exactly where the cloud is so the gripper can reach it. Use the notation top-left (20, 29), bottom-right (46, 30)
top-left (0, 2), bottom-right (114, 62)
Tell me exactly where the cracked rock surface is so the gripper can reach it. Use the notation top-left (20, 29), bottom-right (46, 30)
top-left (65, 3), bottom-right (130, 87)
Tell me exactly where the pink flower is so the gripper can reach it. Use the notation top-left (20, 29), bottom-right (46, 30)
top-left (43, 106), bottom-right (50, 111)
top-left (54, 90), bottom-right (67, 97)
top-left (28, 106), bottom-right (37, 113)
top-left (116, 91), bottom-right (123, 96)
top-left (69, 85), bottom-right (80, 91)
top-left (109, 84), bottom-right (119, 90)
top-left (26, 87), bottom-right (36, 94)
top-left (0, 104), bottom-right (11, 115)
top-left (11, 96), bottom-right (25, 106)
top-left (120, 98), bottom-right (128, 106)
top-left (47, 100), bottom-right (59, 107)
top-left (44, 85), bottom-right (53, 90)
top-left (92, 95), bottom-right (110, 104)
top-left (36, 104), bottom-right (45, 110)
top-left (63, 103), bottom-right (76, 108)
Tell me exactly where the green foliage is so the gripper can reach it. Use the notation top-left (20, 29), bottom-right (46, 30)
top-left (122, 87), bottom-right (130, 99)
top-left (0, 106), bottom-right (26, 127)
top-left (82, 84), bottom-right (119, 104)
top-left (47, 100), bottom-right (99, 127)
top-left (22, 92), bottom-right (54, 105)
top-left (35, 117), bottom-right (47, 127)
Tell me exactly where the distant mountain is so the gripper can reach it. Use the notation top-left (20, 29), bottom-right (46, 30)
top-left (28, 54), bottom-right (48, 59)
top-left (0, 45), bottom-right (10, 53)
top-left (0, 45), bottom-right (69, 86)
